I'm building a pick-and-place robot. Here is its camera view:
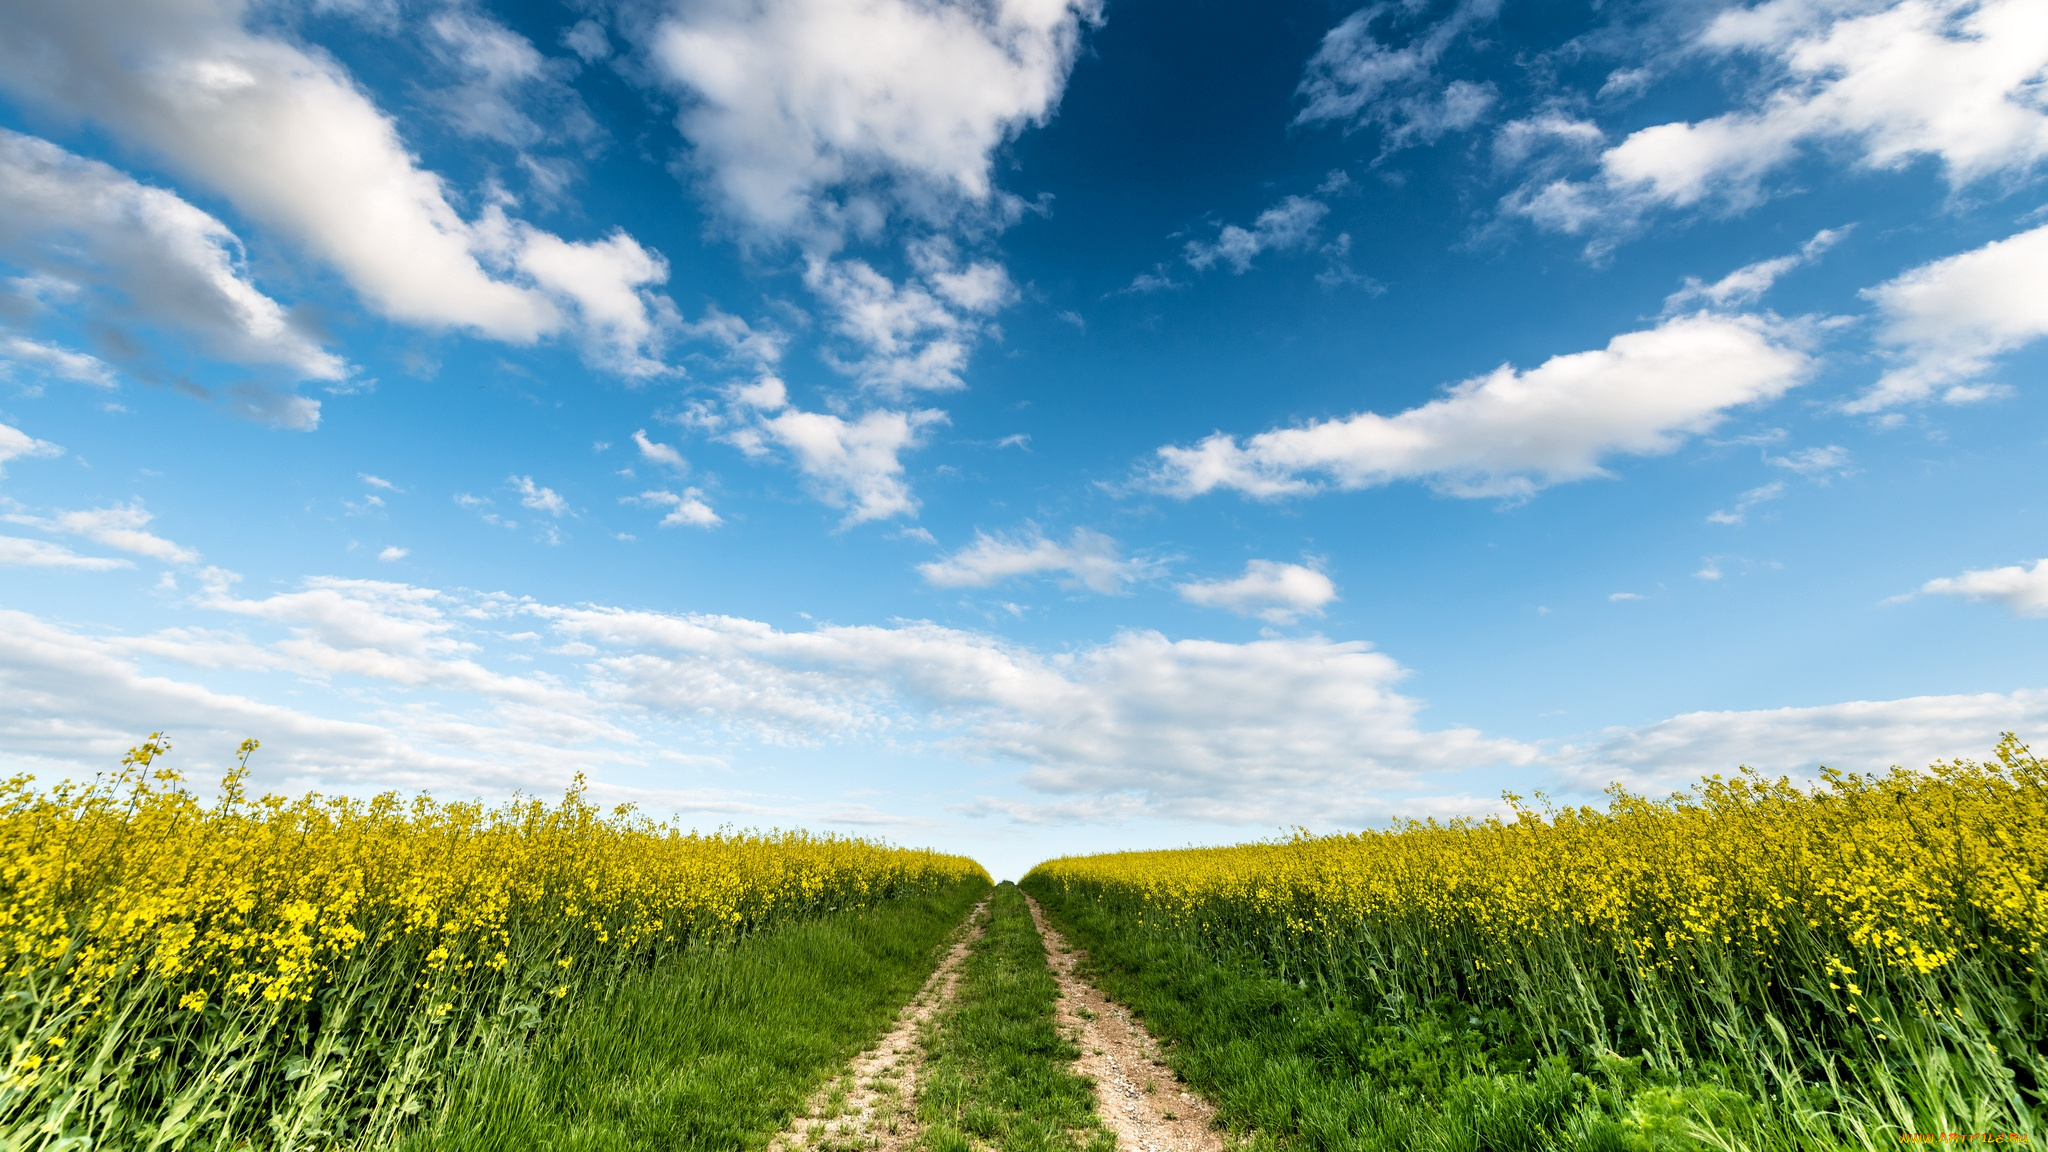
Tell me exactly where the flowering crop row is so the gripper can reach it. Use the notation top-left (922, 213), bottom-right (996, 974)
top-left (0, 736), bottom-right (987, 1150)
top-left (1026, 737), bottom-right (2047, 1142)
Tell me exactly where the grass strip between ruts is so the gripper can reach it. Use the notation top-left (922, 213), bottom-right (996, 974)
top-left (402, 878), bottom-right (989, 1152)
top-left (916, 883), bottom-right (1115, 1152)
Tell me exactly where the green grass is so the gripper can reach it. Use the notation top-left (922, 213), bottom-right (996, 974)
top-left (1024, 881), bottom-right (1804, 1152)
top-left (916, 883), bottom-right (1113, 1152)
top-left (400, 877), bottom-right (988, 1152)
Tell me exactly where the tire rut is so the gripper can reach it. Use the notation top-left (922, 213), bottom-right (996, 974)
top-left (1025, 894), bottom-right (1226, 1152)
top-left (769, 899), bottom-right (989, 1152)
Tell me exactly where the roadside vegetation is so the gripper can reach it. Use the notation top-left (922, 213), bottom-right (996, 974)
top-left (1024, 737), bottom-right (2047, 1151)
top-left (15, 731), bottom-right (2039, 1152)
top-left (0, 735), bottom-right (987, 1150)
top-left (402, 880), bottom-right (985, 1151)
top-left (915, 883), bottom-right (1114, 1152)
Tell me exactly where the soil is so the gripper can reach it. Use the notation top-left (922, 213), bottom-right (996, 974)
top-left (1025, 894), bottom-right (1227, 1152)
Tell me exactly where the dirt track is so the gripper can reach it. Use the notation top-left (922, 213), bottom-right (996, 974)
top-left (768, 899), bottom-right (988, 1152)
top-left (1026, 894), bottom-right (1226, 1152)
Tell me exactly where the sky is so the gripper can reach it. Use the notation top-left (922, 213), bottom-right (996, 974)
top-left (1, 0), bottom-right (2045, 879)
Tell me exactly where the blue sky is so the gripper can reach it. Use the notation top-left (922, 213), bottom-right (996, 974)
top-left (2, 0), bottom-right (2045, 878)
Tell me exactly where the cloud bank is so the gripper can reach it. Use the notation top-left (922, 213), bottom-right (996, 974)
top-left (1149, 312), bottom-right (1811, 500)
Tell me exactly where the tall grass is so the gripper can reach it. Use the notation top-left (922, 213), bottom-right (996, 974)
top-left (0, 736), bottom-right (987, 1150)
top-left (1024, 738), bottom-right (2047, 1148)
top-left (402, 878), bottom-right (988, 1152)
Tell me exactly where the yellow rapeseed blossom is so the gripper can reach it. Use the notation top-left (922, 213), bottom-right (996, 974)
top-left (1029, 738), bottom-right (2045, 983)
top-left (0, 735), bottom-right (986, 1022)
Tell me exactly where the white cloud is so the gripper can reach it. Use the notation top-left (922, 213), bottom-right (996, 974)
top-left (0, 573), bottom-right (1540, 826)
top-left (543, 606), bottom-right (1537, 823)
top-left (0, 336), bottom-right (119, 389)
top-left (377, 546), bottom-right (408, 562)
top-left (0, 129), bottom-right (347, 420)
top-left (1557, 687), bottom-right (2048, 794)
top-left (511, 476), bottom-right (567, 516)
top-left (803, 256), bottom-right (995, 396)
top-left (1585, 0), bottom-right (2048, 219)
top-left (750, 404), bottom-right (946, 525)
top-left (0, 536), bottom-right (133, 571)
top-left (0, 422), bottom-right (64, 476)
top-left (631, 488), bottom-right (722, 528)
top-left (647, 0), bottom-right (1100, 241)
top-left (1608, 591), bottom-right (1645, 601)
top-left (1766, 444), bottom-right (1850, 474)
top-left (1184, 196), bottom-right (1330, 274)
top-left (1, 569), bottom-right (2042, 831)
top-left (1492, 112), bottom-right (1604, 169)
top-left (1148, 312), bottom-right (1811, 500)
top-left (562, 19), bottom-right (611, 63)
top-left (1663, 227), bottom-right (1846, 311)
top-left (1176, 560), bottom-right (1337, 624)
top-left (1119, 267), bottom-right (1185, 295)
top-left (1296, 0), bottom-right (1502, 148)
top-left (3, 500), bottom-right (198, 563)
top-left (1850, 222), bottom-right (2048, 412)
top-left (633, 429), bottom-right (690, 473)
top-left (360, 474), bottom-right (399, 491)
top-left (0, 0), bottom-right (673, 375)
top-left (480, 213), bottom-right (678, 377)
top-left (1916, 558), bottom-right (2048, 616)
top-left (1706, 480), bottom-right (1786, 525)
top-left (424, 10), bottom-right (587, 151)
top-left (918, 527), bottom-right (1152, 594)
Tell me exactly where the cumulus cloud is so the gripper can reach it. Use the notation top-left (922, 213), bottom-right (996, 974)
top-left (804, 257), bottom-right (983, 395)
top-left (1850, 222), bottom-right (2048, 412)
top-left (636, 0), bottom-right (1086, 507)
top-left (1184, 196), bottom-right (1329, 274)
top-left (647, 0), bottom-right (1100, 241)
top-left (632, 488), bottom-right (722, 528)
top-left (757, 405), bottom-right (945, 525)
top-left (1296, 0), bottom-right (1502, 148)
top-left (1914, 558), bottom-right (2048, 617)
top-left (1515, 0), bottom-right (2048, 244)
top-left (3, 500), bottom-right (198, 563)
top-left (1147, 312), bottom-right (1811, 501)
top-left (0, 422), bottom-right (64, 476)
top-left (918, 527), bottom-right (1153, 594)
top-left (1, 336), bottom-right (119, 390)
top-left (633, 429), bottom-right (690, 473)
top-left (709, 378), bottom-right (940, 525)
top-left (1177, 560), bottom-right (1338, 624)
top-left (377, 546), bottom-right (408, 562)
top-left (0, 130), bottom-right (346, 422)
top-left (512, 476), bottom-right (568, 517)
top-left (481, 216), bottom-right (679, 377)
top-left (0, 0), bottom-right (674, 375)
top-left (0, 536), bottom-right (133, 571)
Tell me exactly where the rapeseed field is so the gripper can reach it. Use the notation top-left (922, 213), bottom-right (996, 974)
top-left (0, 735), bottom-right (985, 1149)
top-left (1026, 737), bottom-right (2047, 1148)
